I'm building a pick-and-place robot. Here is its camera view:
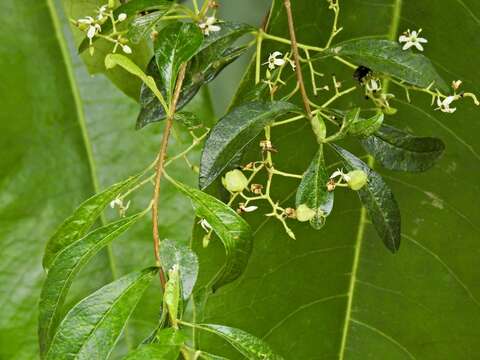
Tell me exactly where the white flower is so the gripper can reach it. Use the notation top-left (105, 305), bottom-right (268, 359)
top-left (366, 78), bottom-right (381, 92)
top-left (199, 218), bottom-right (212, 233)
top-left (199, 16), bottom-right (221, 36)
top-left (452, 80), bottom-right (462, 91)
top-left (436, 96), bottom-right (458, 113)
top-left (77, 16), bottom-right (94, 25)
top-left (78, 17), bottom-right (101, 39)
top-left (122, 44), bottom-right (132, 54)
top-left (110, 198), bottom-right (130, 217)
top-left (330, 169), bottom-right (346, 180)
top-left (110, 198), bottom-right (122, 208)
top-left (266, 51), bottom-right (286, 70)
top-left (117, 13), bottom-right (127, 22)
top-left (399, 29), bottom-right (428, 51)
top-left (97, 5), bottom-right (109, 21)
top-left (239, 204), bottom-right (258, 213)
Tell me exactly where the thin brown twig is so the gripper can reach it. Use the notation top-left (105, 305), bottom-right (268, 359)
top-left (283, 0), bottom-right (312, 119)
top-left (152, 63), bottom-right (188, 288)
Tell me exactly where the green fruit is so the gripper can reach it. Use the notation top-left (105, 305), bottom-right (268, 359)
top-left (296, 204), bottom-right (316, 222)
top-left (346, 169), bottom-right (368, 190)
top-left (222, 169), bottom-right (248, 192)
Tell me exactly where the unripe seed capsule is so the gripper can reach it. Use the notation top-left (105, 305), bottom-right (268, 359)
top-left (222, 169), bottom-right (248, 192)
top-left (346, 170), bottom-right (368, 190)
top-left (296, 204), bottom-right (316, 222)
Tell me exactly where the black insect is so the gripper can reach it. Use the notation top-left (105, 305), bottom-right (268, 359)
top-left (353, 65), bottom-right (372, 83)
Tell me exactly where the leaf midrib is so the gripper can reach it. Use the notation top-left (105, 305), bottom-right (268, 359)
top-left (337, 0), bottom-right (403, 358)
top-left (42, 215), bottom-right (140, 350)
top-left (47, 0), bottom-right (119, 278)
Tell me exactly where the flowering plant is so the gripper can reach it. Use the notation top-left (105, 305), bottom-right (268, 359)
top-left (7, 0), bottom-right (477, 358)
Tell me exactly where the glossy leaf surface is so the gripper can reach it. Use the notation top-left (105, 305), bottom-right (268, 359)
top-left (160, 239), bottom-right (199, 300)
top-left (124, 328), bottom-right (184, 360)
top-left (195, 324), bottom-right (284, 360)
top-left (137, 22), bottom-right (253, 128)
top-left (296, 146), bottom-right (334, 229)
top-left (195, 1), bottom-right (480, 359)
top-left (348, 112), bottom-right (384, 138)
top-left (46, 267), bottom-right (157, 359)
top-left (154, 22), bottom-right (203, 102)
top-left (362, 124), bottom-right (445, 172)
top-left (331, 39), bottom-right (449, 92)
top-left (43, 175), bottom-right (141, 270)
top-left (333, 145), bottom-right (401, 252)
top-left (39, 213), bottom-right (144, 355)
top-left (199, 101), bottom-right (299, 189)
top-left (0, 0), bottom-right (213, 357)
top-left (172, 181), bottom-right (253, 290)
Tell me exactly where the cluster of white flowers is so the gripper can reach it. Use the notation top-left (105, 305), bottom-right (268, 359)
top-left (399, 29), bottom-right (428, 51)
top-left (75, 4), bottom-right (131, 55)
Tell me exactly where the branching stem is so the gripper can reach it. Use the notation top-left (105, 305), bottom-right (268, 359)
top-left (152, 63), bottom-right (188, 288)
top-left (283, 0), bottom-right (312, 118)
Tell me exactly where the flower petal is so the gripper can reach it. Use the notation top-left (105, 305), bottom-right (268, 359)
top-left (87, 25), bottom-right (97, 39)
top-left (414, 42), bottom-right (424, 51)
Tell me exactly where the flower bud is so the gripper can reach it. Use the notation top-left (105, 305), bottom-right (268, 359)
top-left (222, 169), bottom-right (248, 192)
top-left (296, 204), bottom-right (316, 222)
top-left (346, 170), bottom-right (367, 190)
top-left (311, 114), bottom-right (326, 143)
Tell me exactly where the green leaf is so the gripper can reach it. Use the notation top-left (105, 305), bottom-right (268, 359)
top-left (198, 352), bottom-right (231, 360)
top-left (332, 145), bottom-right (401, 252)
top-left (174, 111), bottom-right (202, 129)
top-left (199, 101), bottom-right (300, 189)
top-left (362, 124), bottom-right (445, 172)
top-left (105, 53), bottom-right (169, 111)
top-left (46, 267), bottom-right (157, 359)
top-left (296, 146), bottom-right (334, 230)
top-left (192, 1), bottom-right (480, 359)
top-left (171, 180), bottom-right (253, 290)
top-left (78, 0), bottom-right (174, 53)
top-left (160, 239), bottom-right (199, 300)
top-left (138, 47), bottom-right (247, 129)
top-left (124, 328), bottom-right (185, 359)
top-left (123, 344), bottom-right (179, 360)
top-left (62, 0), bottom-right (156, 99)
top-left (194, 324), bottom-right (284, 360)
top-left (330, 39), bottom-right (449, 92)
top-left (137, 22), bottom-right (253, 128)
top-left (38, 212), bottom-right (144, 356)
top-left (154, 22), bottom-right (203, 102)
top-left (0, 0), bottom-right (213, 357)
top-left (348, 111), bottom-right (384, 138)
top-left (164, 265), bottom-right (181, 328)
top-left (43, 174), bottom-right (141, 270)
top-left (327, 107), bottom-right (361, 141)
